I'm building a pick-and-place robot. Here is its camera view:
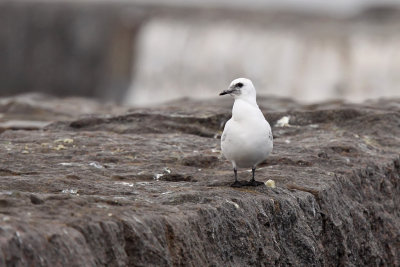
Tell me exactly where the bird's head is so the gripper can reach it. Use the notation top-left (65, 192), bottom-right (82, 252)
top-left (219, 78), bottom-right (256, 101)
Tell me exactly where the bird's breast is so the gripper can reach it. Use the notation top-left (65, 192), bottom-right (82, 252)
top-left (221, 119), bottom-right (273, 168)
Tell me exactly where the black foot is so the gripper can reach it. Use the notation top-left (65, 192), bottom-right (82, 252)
top-left (230, 180), bottom-right (249, 188)
top-left (231, 181), bottom-right (243, 188)
top-left (246, 180), bottom-right (265, 187)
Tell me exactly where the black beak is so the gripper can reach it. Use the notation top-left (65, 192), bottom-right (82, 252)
top-left (219, 87), bottom-right (235, 96)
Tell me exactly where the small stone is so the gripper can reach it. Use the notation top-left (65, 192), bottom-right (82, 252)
top-left (63, 138), bottom-right (74, 144)
top-left (275, 116), bottom-right (290, 127)
top-left (55, 144), bottom-right (66, 150)
top-left (265, 179), bottom-right (276, 188)
top-left (89, 162), bottom-right (103, 169)
top-left (62, 189), bottom-right (78, 194)
top-left (54, 138), bottom-right (73, 144)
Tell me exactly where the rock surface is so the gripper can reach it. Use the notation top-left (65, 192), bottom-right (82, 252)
top-left (0, 94), bottom-right (399, 266)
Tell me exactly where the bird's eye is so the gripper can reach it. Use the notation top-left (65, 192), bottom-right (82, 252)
top-left (236, 82), bottom-right (243, 88)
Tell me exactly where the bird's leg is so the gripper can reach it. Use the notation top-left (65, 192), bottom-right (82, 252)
top-left (247, 167), bottom-right (264, 186)
top-left (231, 168), bottom-right (242, 187)
top-left (235, 168), bottom-right (238, 181)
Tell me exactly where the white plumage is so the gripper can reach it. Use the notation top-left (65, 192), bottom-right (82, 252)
top-left (220, 78), bottom-right (273, 187)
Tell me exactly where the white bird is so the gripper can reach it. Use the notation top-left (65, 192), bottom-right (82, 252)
top-left (219, 78), bottom-right (273, 187)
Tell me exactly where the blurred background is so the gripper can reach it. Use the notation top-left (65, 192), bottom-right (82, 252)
top-left (1, 0), bottom-right (400, 106)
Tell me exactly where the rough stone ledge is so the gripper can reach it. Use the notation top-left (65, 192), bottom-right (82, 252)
top-left (0, 94), bottom-right (399, 266)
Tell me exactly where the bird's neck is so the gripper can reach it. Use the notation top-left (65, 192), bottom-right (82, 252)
top-left (234, 94), bottom-right (257, 106)
top-left (232, 98), bottom-right (262, 122)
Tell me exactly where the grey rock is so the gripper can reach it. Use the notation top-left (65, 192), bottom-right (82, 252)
top-left (0, 94), bottom-right (399, 266)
